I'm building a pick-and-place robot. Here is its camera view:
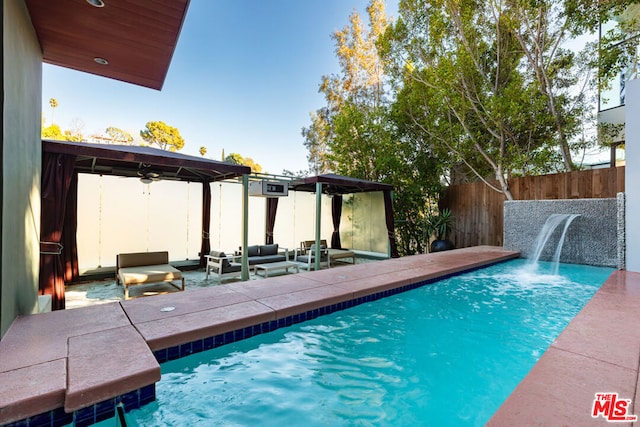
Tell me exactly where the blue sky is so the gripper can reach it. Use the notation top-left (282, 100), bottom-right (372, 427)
top-left (42, 0), bottom-right (398, 175)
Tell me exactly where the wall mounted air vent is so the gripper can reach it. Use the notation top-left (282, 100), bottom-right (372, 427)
top-left (248, 180), bottom-right (289, 197)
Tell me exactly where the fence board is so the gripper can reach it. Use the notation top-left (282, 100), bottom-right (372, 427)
top-left (441, 167), bottom-right (625, 249)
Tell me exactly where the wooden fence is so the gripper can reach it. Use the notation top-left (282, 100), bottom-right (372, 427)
top-left (440, 167), bottom-right (626, 248)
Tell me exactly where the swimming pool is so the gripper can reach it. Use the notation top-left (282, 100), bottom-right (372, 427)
top-left (116, 259), bottom-right (612, 426)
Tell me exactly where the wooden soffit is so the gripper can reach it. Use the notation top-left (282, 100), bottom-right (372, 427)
top-left (25, 0), bottom-right (190, 90)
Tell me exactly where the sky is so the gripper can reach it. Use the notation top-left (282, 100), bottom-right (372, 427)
top-left (42, 0), bottom-right (399, 175)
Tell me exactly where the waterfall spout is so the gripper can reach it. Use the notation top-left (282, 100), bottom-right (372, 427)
top-left (529, 214), bottom-right (581, 272)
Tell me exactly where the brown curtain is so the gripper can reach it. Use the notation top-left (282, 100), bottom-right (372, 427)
top-left (266, 197), bottom-right (278, 244)
top-left (39, 152), bottom-right (76, 310)
top-left (200, 182), bottom-right (211, 267)
top-left (331, 195), bottom-right (342, 249)
top-left (62, 172), bottom-right (79, 283)
top-left (383, 190), bottom-right (400, 258)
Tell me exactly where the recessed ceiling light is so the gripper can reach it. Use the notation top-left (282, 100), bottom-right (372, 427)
top-left (86, 0), bottom-right (105, 7)
top-left (94, 57), bottom-right (108, 65)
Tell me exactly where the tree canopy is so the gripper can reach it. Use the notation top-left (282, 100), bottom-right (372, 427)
top-left (302, 0), bottom-right (639, 253)
top-left (303, 0), bottom-right (446, 254)
top-left (106, 126), bottom-right (133, 144)
top-left (224, 153), bottom-right (263, 173)
top-left (380, 0), bottom-right (639, 200)
top-left (140, 121), bottom-right (185, 151)
top-left (42, 123), bottom-right (84, 142)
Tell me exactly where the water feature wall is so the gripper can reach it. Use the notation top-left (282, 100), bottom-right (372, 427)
top-left (503, 198), bottom-right (624, 268)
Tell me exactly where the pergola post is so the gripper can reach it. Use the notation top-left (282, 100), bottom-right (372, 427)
top-left (315, 182), bottom-right (322, 271)
top-left (388, 191), bottom-right (394, 258)
top-left (241, 174), bottom-right (250, 281)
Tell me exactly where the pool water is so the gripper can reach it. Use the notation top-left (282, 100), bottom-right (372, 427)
top-left (123, 259), bottom-right (612, 426)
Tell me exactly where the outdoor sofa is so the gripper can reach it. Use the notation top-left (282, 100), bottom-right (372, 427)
top-left (116, 251), bottom-right (185, 299)
top-left (206, 244), bottom-right (290, 283)
top-left (246, 243), bottom-right (289, 266)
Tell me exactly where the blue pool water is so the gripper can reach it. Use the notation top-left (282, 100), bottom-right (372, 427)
top-left (122, 259), bottom-right (612, 426)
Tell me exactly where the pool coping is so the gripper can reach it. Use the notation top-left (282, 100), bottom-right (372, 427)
top-left (1, 246), bottom-right (521, 425)
top-left (487, 268), bottom-right (640, 426)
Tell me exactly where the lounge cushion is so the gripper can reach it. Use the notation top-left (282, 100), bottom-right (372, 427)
top-left (260, 244), bottom-right (278, 256)
top-left (118, 264), bottom-right (182, 286)
top-left (248, 255), bottom-right (286, 265)
top-left (209, 250), bottom-right (231, 268)
top-left (223, 262), bottom-right (242, 274)
top-left (118, 251), bottom-right (168, 269)
top-left (301, 240), bottom-right (327, 251)
top-left (247, 245), bottom-right (260, 257)
top-left (297, 254), bottom-right (327, 262)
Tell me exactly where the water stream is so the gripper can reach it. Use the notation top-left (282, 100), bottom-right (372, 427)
top-left (529, 213), bottom-right (581, 273)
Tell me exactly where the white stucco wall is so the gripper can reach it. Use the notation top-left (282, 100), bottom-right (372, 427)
top-left (625, 79), bottom-right (640, 272)
top-left (2, 0), bottom-right (42, 336)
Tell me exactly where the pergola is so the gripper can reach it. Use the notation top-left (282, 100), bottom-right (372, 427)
top-left (289, 174), bottom-right (400, 270)
top-left (41, 140), bottom-right (250, 310)
top-left (40, 141), bottom-right (400, 308)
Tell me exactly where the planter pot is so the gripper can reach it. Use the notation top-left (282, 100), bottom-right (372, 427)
top-left (430, 239), bottom-right (454, 252)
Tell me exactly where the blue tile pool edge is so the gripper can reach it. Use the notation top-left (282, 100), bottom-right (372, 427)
top-left (7, 258), bottom-right (511, 427)
top-left (3, 384), bottom-right (155, 427)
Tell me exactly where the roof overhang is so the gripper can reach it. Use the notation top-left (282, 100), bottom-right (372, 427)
top-left (24, 0), bottom-right (191, 90)
top-left (290, 174), bottom-right (394, 195)
top-left (43, 140), bottom-right (251, 182)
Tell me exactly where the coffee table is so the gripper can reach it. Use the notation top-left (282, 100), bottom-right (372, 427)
top-left (254, 261), bottom-right (300, 278)
top-left (328, 249), bottom-right (356, 265)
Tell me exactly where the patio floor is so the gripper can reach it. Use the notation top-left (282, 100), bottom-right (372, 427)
top-left (1, 246), bottom-right (637, 426)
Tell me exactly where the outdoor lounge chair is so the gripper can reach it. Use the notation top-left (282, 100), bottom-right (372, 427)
top-left (116, 251), bottom-right (184, 300)
top-left (205, 250), bottom-right (243, 284)
top-left (299, 239), bottom-right (328, 255)
top-left (294, 244), bottom-right (330, 270)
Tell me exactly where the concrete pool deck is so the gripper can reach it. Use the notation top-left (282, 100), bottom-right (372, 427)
top-left (0, 246), bottom-right (634, 426)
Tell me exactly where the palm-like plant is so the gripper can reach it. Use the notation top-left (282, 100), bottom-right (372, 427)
top-left (426, 208), bottom-right (454, 252)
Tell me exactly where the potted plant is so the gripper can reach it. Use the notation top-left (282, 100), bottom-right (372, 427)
top-left (426, 208), bottom-right (455, 252)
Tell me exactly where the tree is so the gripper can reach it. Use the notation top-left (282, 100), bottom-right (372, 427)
top-left (301, 109), bottom-right (333, 174)
top-left (224, 153), bottom-right (263, 172)
top-left (140, 121), bottom-right (185, 151)
top-left (380, 0), bottom-right (635, 200)
top-left (224, 153), bottom-right (243, 165)
top-left (502, 1), bottom-right (638, 172)
top-left (302, 0), bottom-right (389, 174)
top-left (42, 124), bottom-right (64, 140)
top-left (65, 118), bottom-right (85, 142)
top-left (242, 157), bottom-right (263, 173)
top-left (304, 0), bottom-right (391, 179)
top-left (49, 98), bottom-right (58, 124)
top-left (42, 122), bottom-right (84, 142)
top-left (305, 0), bottom-right (444, 255)
top-left (199, 146), bottom-right (207, 157)
top-left (106, 126), bottom-right (133, 144)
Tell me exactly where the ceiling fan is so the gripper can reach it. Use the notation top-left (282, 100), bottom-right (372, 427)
top-left (137, 168), bottom-right (162, 184)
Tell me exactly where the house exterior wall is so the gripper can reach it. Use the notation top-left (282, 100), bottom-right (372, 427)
top-left (2, 0), bottom-right (42, 337)
top-left (626, 79), bottom-right (640, 272)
